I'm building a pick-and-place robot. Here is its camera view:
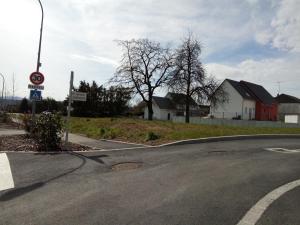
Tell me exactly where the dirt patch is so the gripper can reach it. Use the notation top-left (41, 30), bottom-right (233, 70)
top-left (111, 162), bottom-right (142, 171)
top-left (0, 135), bottom-right (90, 152)
top-left (0, 122), bottom-right (22, 130)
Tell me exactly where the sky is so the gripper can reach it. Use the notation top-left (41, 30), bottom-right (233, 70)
top-left (0, 0), bottom-right (299, 101)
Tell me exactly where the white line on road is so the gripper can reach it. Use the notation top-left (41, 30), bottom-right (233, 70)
top-left (0, 153), bottom-right (15, 191)
top-left (237, 179), bottom-right (300, 225)
top-left (264, 148), bottom-right (300, 153)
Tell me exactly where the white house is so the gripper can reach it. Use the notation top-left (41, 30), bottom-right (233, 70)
top-left (211, 79), bottom-right (279, 121)
top-left (144, 92), bottom-right (202, 120)
top-left (211, 79), bottom-right (256, 120)
top-left (275, 94), bottom-right (300, 124)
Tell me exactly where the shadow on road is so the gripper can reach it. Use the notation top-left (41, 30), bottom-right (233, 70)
top-left (0, 152), bottom-right (89, 202)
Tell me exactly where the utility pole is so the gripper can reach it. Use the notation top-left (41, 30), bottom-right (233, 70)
top-left (33, 0), bottom-right (44, 120)
top-left (65, 71), bottom-right (74, 144)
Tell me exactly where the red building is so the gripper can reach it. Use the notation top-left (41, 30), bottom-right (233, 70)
top-left (240, 81), bottom-right (278, 121)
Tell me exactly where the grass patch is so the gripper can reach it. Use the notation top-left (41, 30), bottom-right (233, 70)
top-left (69, 117), bottom-right (300, 145)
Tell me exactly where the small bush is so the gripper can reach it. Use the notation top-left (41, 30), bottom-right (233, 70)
top-left (100, 127), bottom-right (106, 136)
top-left (100, 127), bottom-right (118, 139)
top-left (32, 112), bottom-right (64, 151)
top-left (146, 131), bottom-right (159, 141)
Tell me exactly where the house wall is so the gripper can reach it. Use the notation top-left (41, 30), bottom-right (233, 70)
top-left (211, 80), bottom-right (254, 120)
top-left (242, 99), bottom-right (256, 120)
top-left (278, 103), bottom-right (300, 121)
top-left (144, 104), bottom-right (175, 120)
top-left (255, 102), bottom-right (278, 121)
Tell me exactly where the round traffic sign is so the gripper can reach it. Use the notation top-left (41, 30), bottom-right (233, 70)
top-left (30, 72), bottom-right (44, 85)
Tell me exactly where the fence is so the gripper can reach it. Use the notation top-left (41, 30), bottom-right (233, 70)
top-left (172, 116), bottom-right (300, 128)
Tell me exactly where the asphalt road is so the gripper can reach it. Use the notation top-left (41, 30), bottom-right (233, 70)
top-left (1, 138), bottom-right (300, 225)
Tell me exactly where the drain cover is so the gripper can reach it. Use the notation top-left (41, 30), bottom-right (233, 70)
top-left (111, 162), bottom-right (142, 171)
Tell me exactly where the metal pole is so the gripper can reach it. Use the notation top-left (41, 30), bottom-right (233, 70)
top-left (0, 73), bottom-right (5, 108)
top-left (36, 0), bottom-right (44, 73)
top-left (65, 71), bottom-right (74, 144)
top-left (32, 0), bottom-right (44, 120)
top-left (0, 73), bottom-right (5, 100)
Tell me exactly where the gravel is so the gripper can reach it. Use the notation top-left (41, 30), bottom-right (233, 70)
top-left (0, 135), bottom-right (91, 152)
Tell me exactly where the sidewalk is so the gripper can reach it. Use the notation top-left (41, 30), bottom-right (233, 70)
top-left (0, 127), bottom-right (146, 150)
top-left (0, 128), bottom-right (25, 136)
top-left (68, 133), bottom-right (147, 150)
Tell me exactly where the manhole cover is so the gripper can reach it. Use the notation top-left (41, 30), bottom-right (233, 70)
top-left (111, 162), bottom-right (142, 171)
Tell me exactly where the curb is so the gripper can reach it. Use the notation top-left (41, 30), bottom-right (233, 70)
top-left (160, 134), bottom-right (300, 147)
top-left (2, 134), bottom-right (300, 153)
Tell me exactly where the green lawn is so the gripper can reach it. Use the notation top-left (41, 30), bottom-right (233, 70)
top-left (69, 117), bottom-right (300, 145)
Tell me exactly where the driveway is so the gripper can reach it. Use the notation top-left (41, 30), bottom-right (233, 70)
top-left (1, 138), bottom-right (300, 225)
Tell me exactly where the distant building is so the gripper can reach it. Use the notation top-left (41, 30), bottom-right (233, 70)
top-left (275, 94), bottom-right (300, 123)
top-left (144, 92), bottom-right (205, 120)
top-left (211, 79), bottom-right (278, 121)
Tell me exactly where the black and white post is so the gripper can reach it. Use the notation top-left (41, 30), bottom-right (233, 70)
top-left (65, 71), bottom-right (74, 144)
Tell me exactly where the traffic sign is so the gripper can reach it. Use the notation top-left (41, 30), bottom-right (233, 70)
top-left (30, 72), bottom-right (44, 85)
top-left (72, 91), bottom-right (87, 102)
top-left (28, 84), bottom-right (44, 90)
top-left (30, 90), bottom-right (42, 101)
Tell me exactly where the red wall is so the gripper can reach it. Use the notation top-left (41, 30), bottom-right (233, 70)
top-left (255, 102), bottom-right (278, 121)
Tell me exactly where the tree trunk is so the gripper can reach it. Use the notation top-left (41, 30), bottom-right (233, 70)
top-left (147, 101), bottom-right (153, 120)
top-left (185, 95), bottom-right (190, 123)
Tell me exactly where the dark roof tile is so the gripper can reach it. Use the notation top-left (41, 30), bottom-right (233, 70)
top-left (240, 80), bottom-right (275, 105)
top-left (225, 79), bottom-right (254, 100)
top-left (275, 94), bottom-right (300, 103)
top-left (153, 96), bottom-right (176, 109)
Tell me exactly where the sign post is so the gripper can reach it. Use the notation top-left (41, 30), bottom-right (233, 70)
top-left (29, 71), bottom-right (44, 122)
top-left (65, 71), bottom-right (74, 144)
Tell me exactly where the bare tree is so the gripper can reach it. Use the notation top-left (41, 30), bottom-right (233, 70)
top-left (111, 39), bottom-right (174, 120)
top-left (169, 33), bottom-right (227, 123)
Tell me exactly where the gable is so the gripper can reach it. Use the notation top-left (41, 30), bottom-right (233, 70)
top-left (225, 79), bottom-right (254, 100)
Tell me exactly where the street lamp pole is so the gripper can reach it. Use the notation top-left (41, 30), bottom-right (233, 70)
top-left (0, 73), bottom-right (5, 110)
top-left (32, 0), bottom-right (44, 119)
top-left (0, 73), bottom-right (5, 100)
top-left (36, 0), bottom-right (44, 72)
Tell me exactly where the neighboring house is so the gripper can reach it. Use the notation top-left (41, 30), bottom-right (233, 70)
top-left (275, 94), bottom-right (300, 123)
top-left (211, 79), bottom-right (278, 121)
top-left (143, 92), bottom-right (201, 120)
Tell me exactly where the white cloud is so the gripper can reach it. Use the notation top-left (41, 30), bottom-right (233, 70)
top-left (0, 0), bottom-right (299, 100)
top-left (70, 54), bottom-right (118, 67)
top-left (255, 0), bottom-right (300, 52)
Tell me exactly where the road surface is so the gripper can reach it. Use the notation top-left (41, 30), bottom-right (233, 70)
top-left (1, 138), bottom-right (300, 225)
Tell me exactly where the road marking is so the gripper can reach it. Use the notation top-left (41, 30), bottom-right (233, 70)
top-left (0, 153), bottom-right (15, 191)
top-left (237, 179), bottom-right (300, 225)
top-left (264, 148), bottom-right (300, 153)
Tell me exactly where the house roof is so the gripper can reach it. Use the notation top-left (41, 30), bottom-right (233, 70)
top-left (240, 80), bottom-right (275, 105)
top-left (275, 94), bottom-right (300, 103)
top-left (225, 79), bottom-right (254, 100)
top-left (166, 92), bottom-right (198, 106)
top-left (153, 96), bottom-right (176, 110)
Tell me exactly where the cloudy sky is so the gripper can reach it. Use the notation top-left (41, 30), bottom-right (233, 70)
top-left (0, 0), bottom-right (299, 100)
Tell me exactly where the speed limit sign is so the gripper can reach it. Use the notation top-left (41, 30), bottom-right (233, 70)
top-left (30, 72), bottom-right (44, 85)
